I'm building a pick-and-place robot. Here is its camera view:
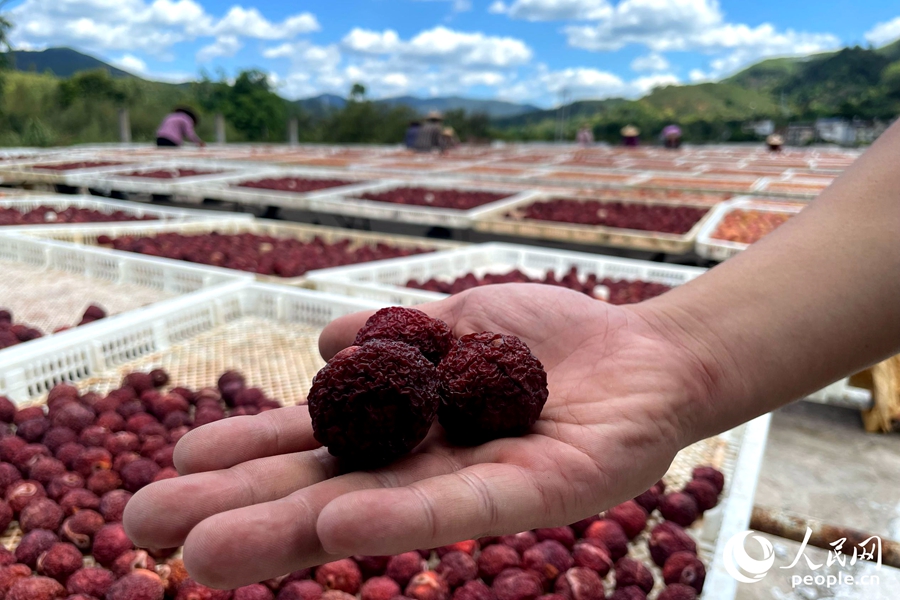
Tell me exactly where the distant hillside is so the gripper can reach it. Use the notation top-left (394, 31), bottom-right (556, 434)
top-left (6, 48), bottom-right (135, 79)
top-left (296, 94), bottom-right (538, 119)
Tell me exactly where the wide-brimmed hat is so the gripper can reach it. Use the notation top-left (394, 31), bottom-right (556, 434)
top-left (426, 110), bottom-right (443, 121)
top-left (621, 125), bottom-right (640, 137)
top-left (767, 134), bottom-right (784, 145)
top-left (174, 106), bottom-right (200, 125)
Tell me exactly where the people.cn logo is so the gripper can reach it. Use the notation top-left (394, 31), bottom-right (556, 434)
top-left (724, 530), bottom-right (776, 584)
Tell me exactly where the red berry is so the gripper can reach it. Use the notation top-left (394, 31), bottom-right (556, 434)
top-left (606, 501), bottom-right (648, 539)
top-left (492, 569), bottom-right (542, 600)
top-left (583, 520), bottom-right (628, 561)
top-left (7, 575), bottom-right (66, 600)
top-left (387, 552), bottom-right (426, 588)
top-left (453, 580), bottom-right (495, 600)
top-left (554, 568), bottom-right (604, 600)
top-left (477, 544), bottom-right (520, 583)
top-left (657, 584), bottom-right (697, 600)
top-left (658, 493), bottom-right (699, 528)
top-left (436, 551), bottom-right (477, 588)
top-left (361, 577), bottom-right (401, 600)
top-left (614, 558), bottom-right (653, 594)
top-left (108, 569), bottom-right (165, 600)
top-left (648, 522), bottom-right (697, 568)
top-left (406, 571), bottom-right (450, 600)
top-left (662, 552), bottom-right (705, 593)
top-left (316, 559), bottom-right (362, 594)
top-left (682, 479), bottom-right (719, 512)
top-left (522, 541), bottom-right (574, 586)
top-left (534, 528), bottom-right (576, 550)
top-left (355, 307), bottom-right (453, 365)
top-left (572, 542), bottom-right (612, 577)
top-left (36, 542), bottom-right (84, 582)
top-left (691, 467), bottom-right (724, 495)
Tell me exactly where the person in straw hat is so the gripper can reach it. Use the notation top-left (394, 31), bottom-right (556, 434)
top-left (767, 133), bottom-right (784, 152)
top-left (414, 110), bottom-right (444, 152)
top-left (621, 124), bottom-right (640, 147)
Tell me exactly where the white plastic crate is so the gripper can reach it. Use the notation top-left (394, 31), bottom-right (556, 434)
top-left (0, 280), bottom-right (384, 402)
top-left (0, 158), bottom-right (145, 185)
top-left (695, 198), bottom-right (805, 261)
top-left (183, 167), bottom-right (387, 209)
top-left (308, 243), bottom-right (708, 305)
top-left (22, 218), bottom-right (462, 286)
top-left (0, 194), bottom-right (252, 232)
top-left (66, 159), bottom-right (278, 197)
top-left (473, 193), bottom-right (721, 255)
top-left (307, 180), bottom-right (541, 229)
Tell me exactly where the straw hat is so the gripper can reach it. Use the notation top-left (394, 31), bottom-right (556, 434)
top-left (442, 127), bottom-right (455, 136)
top-left (621, 125), bottom-right (640, 137)
top-left (766, 134), bottom-right (784, 145)
top-left (426, 110), bottom-right (443, 121)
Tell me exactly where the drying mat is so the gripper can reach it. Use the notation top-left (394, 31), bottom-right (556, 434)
top-left (0, 259), bottom-right (174, 333)
top-left (71, 317), bottom-right (326, 407)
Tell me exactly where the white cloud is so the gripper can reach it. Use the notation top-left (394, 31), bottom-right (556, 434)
top-left (213, 7), bottom-right (319, 40)
top-left (865, 16), bottom-right (900, 47)
top-left (197, 36), bottom-right (242, 62)
top-left (342, 26), bottom-right (532, 68)
top-left (689, 68), bottom-right (708, 82)
top-left (630, 52), bottom-right (670, 72)
top-left (632, 73), bottom-right (679, 93)
top-left (563, 0), bottom-right (839, 77)
top-left (489, 0), bottom-right (611, 21)
top-left (9, 0), bottom-right (320, 58)
top-left (114, 54), bottom-right (147, 74)
top-left (499, 63), bottom-right (679, 104)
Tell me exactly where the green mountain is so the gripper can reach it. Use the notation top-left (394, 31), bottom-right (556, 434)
top-left (6, 48), bottom-right (134, 79)
top-left (296, 93), bottom-right (539, 119)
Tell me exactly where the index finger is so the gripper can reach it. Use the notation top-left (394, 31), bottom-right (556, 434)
top-left (318, 295), bottom-right (465, 361)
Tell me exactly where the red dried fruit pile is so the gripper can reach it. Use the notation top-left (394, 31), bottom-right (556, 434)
top-left (309, 307), bottom-right (549, 462)
top-left (0, 368), bottom-right (288, 597)
top-left (357, 188), bottom-right (508, 211)
top-left (236, 177), bottom-right (358, 193)
top-left (0, 206), bottom-right (156, 226)
top-left (711, 209), bottom-right (794, 244)
top-left (513, 199), bottom-right (709, 234)
top-left (0, 306), bottom-right (108, 350)
top-left (33, 161), bottom-right (124, 171)
top-left (407, 268), bottom-right (672, 305)
top-left (123, 169), bottom-right (221, 179)
top-left (103, 232), bottom-right (434, 278)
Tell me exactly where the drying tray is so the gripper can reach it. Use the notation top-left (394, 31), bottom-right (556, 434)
top-left (640, 174), bottom-right (765, 194)
top-left (695, 197), bottom-right (805, 261)
top-left (182, 168), bottom-right (386, 209)
top-left (0, 235), bottom-right (252, 359)
top-left (0, 280), bottom-right (382, 403)
top-left (66, 159), bottom-right (277, 197)
top-left (21, 218), bottom-right (463, 287)
top-left (308, 242), bottom-right (707, 306)
top-left (306, 180), bottom-right (541, 229)
top-left (473, 193), bottom-right (721, 254)
top-left (0, 194), bottom-right (251, 233)
top-left (0, 157), bottom-right (146, 186)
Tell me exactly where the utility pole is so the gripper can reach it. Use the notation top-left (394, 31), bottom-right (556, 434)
top-left (118, 109), bottom-right (131, 144)
top-left (288, 117), bottom-right (299, 146)
top-left (215, 114), bottom-right (226, 145)
top-left (555, 88), bottom-right (571, 142)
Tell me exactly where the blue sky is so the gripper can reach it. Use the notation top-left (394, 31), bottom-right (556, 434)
top-left (7, 0), bottom-right (900, 107)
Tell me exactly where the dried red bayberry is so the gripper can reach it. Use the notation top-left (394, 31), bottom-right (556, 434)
top-left (354, 307), bottom-right (453, 365)
top-left (648, 522), bottom-right (697, 568)
top-left (682, 479), bottom-right (719, 513)
top-left (658, 493), bottom-right (699, 528)
top-left (662, 552), bottom-right (705, 593)
top-left (308, 341), bottom-right (439, 465)
top-left (606, 501), bottom-right (648, 539)
top-left (691, 467), bottom-right (724, 495)
top-left (614, 558), bottom-right (653, 594)
top-left (438, 333), bottom-right (547, 443)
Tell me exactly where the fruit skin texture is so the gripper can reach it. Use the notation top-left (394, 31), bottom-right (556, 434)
top-left (354, 556), bottom-right (390, 578)
top-left (354, 307), bottom-right (453, 365)
top-left (572, 542), bottom-right (612, 577)
top-left (614, 558), bottom-right (654, 594)
top-left (316, 559), bottom-right (363, 594)
top-left (498, 532), bottom-right (536, 555)
top-left (662, 552), bottom-right (706, 593)
top-left (59, 510), bottom-right (105, 549)
top-left (405, 571), bottom-right (450, 600)
top-left (91, 523), bottom-right (134, 567)
top-left (452, 580), bottom-right (495, 600)
top-left (0, 499), bottom-right (12, 532)
top-left (682, 479), bottom-right (719, 513)
top-left (658, 493), bottom-right (700, 528)
top-left (533, 528), bottom-right (576, 550)
top-left (648, 522), bottom-right (697, 568)
top-left (691, 467), bottom-right (724, 495)
top-left (99, 489), bottom-right (131, 522)
top-left (656, 585), bottom-right (697, 600)
top-left (6, 575), bottom-right (66, 600)
top-left (361, 577), bottom-right (401, 600)
top-left (386, 552), bottom-right (426, 588)
top-left (608, 588), bottom-right (646, 600)
top-left (521, 541), bottom-right (574, 586)
top-left (107, 569), bottom-right (165, 600)
top-left (16, 529), bottom-right (59, 569)
top-left (606, 501), bottom-right (648, 539)
top-left (36, 542), bottom-right (84, 582)
top-left (438, 333), bottom-right (548, 443)
top-left (554, 568), bottom-right (604, 600)
top-left (436, 552), bottom-right (477, 588)
top-left (491, 568), bottom-right (543, 600)
top-left (0, 564), bottom-right (33, 596)
top-left (278, 580), bottom-right (324, 600)
top-left (583, 520), bottom-right (628, 561)
top-left (234, 584), bottom-right (276, 600)
top-left (477, 545), bottom-right (520, 583)
top-left (66, 567), bottom-right (116, 598)
top-left (308, 340), bottom-right (440, 465)
top-left (632, 488), bottom-right (661, 514)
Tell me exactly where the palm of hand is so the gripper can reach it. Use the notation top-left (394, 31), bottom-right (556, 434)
top-left (124, 284), bottom-right (700, 589)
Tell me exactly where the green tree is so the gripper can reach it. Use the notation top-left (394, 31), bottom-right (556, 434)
top-left (350, 83), bottom-right (366, 101)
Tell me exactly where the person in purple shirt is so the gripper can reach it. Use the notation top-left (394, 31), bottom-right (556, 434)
top-left (156, 107), bottom-right (205, 148)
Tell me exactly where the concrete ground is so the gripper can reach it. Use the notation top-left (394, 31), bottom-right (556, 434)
top-left (735, 402), bottom-right (900, 599)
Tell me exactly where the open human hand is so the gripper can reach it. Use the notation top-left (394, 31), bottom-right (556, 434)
top-left (124, 283), bottom-right (711, 589)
